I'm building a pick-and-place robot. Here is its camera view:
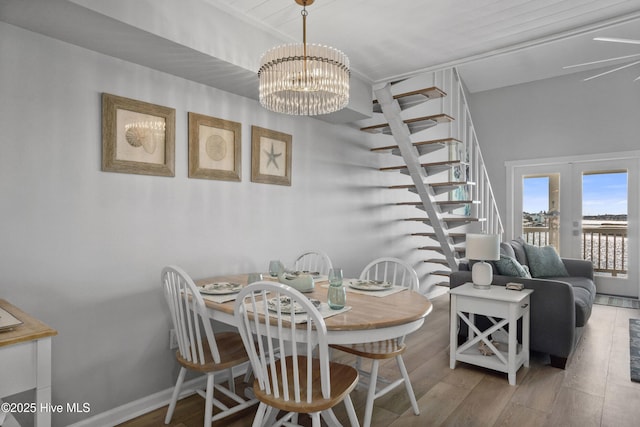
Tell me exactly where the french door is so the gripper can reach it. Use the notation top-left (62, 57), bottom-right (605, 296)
top-left (507, 154), bottom-right (639, 298)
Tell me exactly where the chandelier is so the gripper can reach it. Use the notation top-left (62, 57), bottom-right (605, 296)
top-left (258, 0), bottom-right (350, 115)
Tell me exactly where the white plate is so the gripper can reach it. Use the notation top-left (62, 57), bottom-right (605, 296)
top-left (267, 296), bottom-right (321, 314)
top-left (348, 279), bottom-right (393, 291)
top-left (199, 282), bottom-right (242, 295)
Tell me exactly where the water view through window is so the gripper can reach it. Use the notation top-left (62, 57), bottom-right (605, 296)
top-left (522, 171), bottom-right (628, 277)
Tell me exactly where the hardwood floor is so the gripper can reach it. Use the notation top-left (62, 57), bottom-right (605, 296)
top-left (118, 293), bottom-right (640, 426)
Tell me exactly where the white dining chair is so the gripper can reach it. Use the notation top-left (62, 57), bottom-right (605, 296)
top-left (330, 257), bottom-right (421, 427)
top-left (161, 266), bottom-right (257, 426)
top-left (292, 250), bottom-right (333, 276)
top-left (234, 281), bottom-right (360, 427)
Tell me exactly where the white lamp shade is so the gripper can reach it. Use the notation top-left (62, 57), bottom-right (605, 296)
top-left (465, 234), bottom-right (500, 261)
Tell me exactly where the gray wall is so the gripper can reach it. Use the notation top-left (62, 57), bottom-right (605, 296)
top-left (468, 66), bottom-right (640, 223)
top-left (0, 22), bottom-right (427, 426)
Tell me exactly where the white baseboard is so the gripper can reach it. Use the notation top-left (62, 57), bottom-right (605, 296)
top-left (66, 376), bottom-right (210, 427)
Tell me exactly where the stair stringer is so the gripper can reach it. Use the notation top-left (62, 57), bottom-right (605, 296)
top-left (373, 84), bottom-right (459, 270)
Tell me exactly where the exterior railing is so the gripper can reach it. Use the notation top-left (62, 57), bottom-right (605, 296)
top-left (582, 225), bottom-right (627, 276)
top-left (523, 225), bottom-right (627, 276)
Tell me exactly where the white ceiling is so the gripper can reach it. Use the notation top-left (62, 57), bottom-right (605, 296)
top-left (2, 0), bottom-right (640, 113)
top-left (207, 0), bottom-right (640, 91)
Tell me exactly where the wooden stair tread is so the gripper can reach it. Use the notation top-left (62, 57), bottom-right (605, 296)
top-left (436, 200), bottom-right (479, 205)
top-left (430, 181), bottom-right (475, 188)
top-left (396, 200), bottom-right (477, 206)
top-left (419, 246), bottom-right (465, 252)
top-left (405, 217), bottom-right (481, 223)
top-left (431, 270), bottom-right (452, 277)
top-left (380, 160), bottom-right (466, 172)
top-left (424, 258), bottom-right (450, 265)
top-left (370, 137), bottom-right (461, 152)
top-left (372, 87), bottom-right (446, 105)
top-left (388, 181), bottom-right (475, 190)
top-left (412, 232), bottom-right (465, 238)
top-left (360, 114), bottom-right (454, 134)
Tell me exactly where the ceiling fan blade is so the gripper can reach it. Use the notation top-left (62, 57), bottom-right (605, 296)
top-left (564, 53), bottom-right (640, 69)
top-left (594, 37), bottom-right (640, 45)
top-left (583, 60), bottom-right (640, 81)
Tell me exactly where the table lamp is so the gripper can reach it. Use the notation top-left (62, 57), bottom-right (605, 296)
top-left (465, 233), bottom-right (500, 289)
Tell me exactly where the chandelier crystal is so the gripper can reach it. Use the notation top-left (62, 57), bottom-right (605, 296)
top-left (258, 0), bottom-right (350, 115)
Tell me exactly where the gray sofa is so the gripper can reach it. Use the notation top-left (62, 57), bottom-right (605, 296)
top-left (450, 237), bottom-right (596, 369)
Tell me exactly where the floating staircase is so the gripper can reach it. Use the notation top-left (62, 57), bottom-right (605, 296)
top-left (360, 69), bottom-right (503, 291)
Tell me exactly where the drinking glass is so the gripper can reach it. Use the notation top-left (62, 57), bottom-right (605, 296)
top-left (269, 260), bottom-right (282, 278)
top-left (327, 267), bottom-right (346, 310)
top-left (248, 272), bottom-right (263, 284)
top-left (328, 267), bottom-right (343, 286)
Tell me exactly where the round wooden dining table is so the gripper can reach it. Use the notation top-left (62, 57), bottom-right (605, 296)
top-left (196, 274), bottom-right (433, 345)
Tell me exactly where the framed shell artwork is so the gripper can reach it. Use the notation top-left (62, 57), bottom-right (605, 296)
top-left (188, 112), bottom-right (241, 181)
top-left (101, 93), bottom-right (175, 177)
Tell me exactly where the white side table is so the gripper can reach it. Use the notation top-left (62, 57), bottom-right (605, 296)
top-left (449, 283), bottom-right (533, 385)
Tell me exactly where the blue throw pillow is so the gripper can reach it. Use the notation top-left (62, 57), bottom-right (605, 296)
top-left (495, 255), bottom-right (531, 278)
top-left (523, 243), bottom-right (569, 278)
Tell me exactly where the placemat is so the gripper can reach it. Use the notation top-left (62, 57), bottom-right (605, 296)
top-left (201, 293), bottom-right (240, 304)
top-left (0, 307), bottom-right (22, 331)
top-left (245, 301), bottom-right (351, 324)
top-left (321, 281), bottom-right (407, 298)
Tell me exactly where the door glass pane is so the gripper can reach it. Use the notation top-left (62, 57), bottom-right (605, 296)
top-left (581, 170), bottom-right (628, 277)
top-left (522, 174), bottom-right (560, 250)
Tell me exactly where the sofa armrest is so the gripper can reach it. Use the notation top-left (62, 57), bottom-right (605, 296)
top-left (562, 258), bottom-right (594, 280)
top-left (450, 269), bottom-right (472, 288)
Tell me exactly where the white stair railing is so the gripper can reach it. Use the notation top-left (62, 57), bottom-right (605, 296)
top-left (450, 68), bottom-right (503, 237)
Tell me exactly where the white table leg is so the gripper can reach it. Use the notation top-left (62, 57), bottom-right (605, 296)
top-left (508, 303), bottom-right (517, 386)
top-left (449, 295), bottom-right (457, 369)
top-left (35, 337), bottom-right (52, 427)
top-left (523, 302), bottom-right (530, 368)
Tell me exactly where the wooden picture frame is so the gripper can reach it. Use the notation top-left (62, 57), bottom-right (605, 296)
top-left (251, 126), bottom-right (292, 186)
top-left (188, 112), bottom-right (241, 181)
top-left (102, 93), bottom-right (175, 177)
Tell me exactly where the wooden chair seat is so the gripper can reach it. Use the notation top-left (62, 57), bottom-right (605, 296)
top-left (331, 339), bottom-right (406, 360)
top-left (176, 331), bottom-right (249, 372)
top-left (254, 356), bottom-right (359, 413)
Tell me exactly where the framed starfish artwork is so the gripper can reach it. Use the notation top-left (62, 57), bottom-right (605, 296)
top-left (102, 93), bottom-right (175, 176)
top-left (251, 126), bottom-right (292, 186)
top-left (188, 112), bottom-right (241, 181)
